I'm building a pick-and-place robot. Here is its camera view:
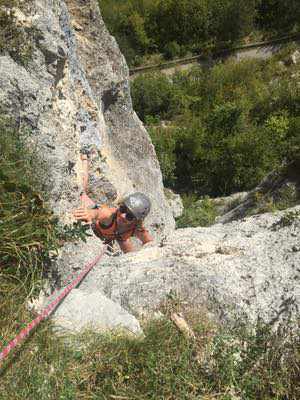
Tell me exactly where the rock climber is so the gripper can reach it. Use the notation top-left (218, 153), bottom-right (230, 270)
top-left (72, 153), bottom-right (154, 253)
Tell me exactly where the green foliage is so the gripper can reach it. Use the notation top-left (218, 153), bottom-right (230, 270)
top-left (100, 0), bottom-right (300, 66)
top-left (271, 209), bottom-right (300, 230)
top-left (256, 0), bottom-right (300, 33)
top-left (132, 56), bottom-right (300, 196)
top-left (149, 126), bottom-right (177, 187)
top-left (285, 117), bottom-right (300, 161)
top-left (209, 0), bottom-right (257, 46)
top-left (163, 41), bottom-right (182, 60)
top-left (99, 0), bottom-right (153, 65)
top-left (0, 117), bottom-right (88, 273)
top-left (131, 73), bottom-right (179, 121)
top-left (176, 194), bottom-right (217, 228)
top-left (0, 0), bottom-right (34, 65)
top-left (147, 0), bottom-right (211, 50)
top-left (0, 117), bottom-right (55, 272)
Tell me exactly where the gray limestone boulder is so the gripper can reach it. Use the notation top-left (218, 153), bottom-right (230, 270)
top-left (75, 206), bottom-right (300, 327)
top-left (52, 289), bottom-right (143, 335)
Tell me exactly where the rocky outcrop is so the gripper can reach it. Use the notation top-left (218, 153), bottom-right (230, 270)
top-left (0, 1), bottom-right (174, 284)
top-left (219, 160), bottom-right (300, 224)
top-left (2, 1), bottom-right (300, 335)
top-left (164, 188), bottom-right (183, 218)
top-left (53, 289), bottom-right (142, 335)
top-left (197, 192), bottom-right (248, 218)
top-left (52, 206), bottom-right (300, 331)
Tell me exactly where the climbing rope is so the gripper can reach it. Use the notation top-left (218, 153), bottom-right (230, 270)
top-left (0, 247), bottom-right (106, 364)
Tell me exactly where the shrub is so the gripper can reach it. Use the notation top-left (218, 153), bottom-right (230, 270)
top-left (256, 0), bottom-right (300, 33)
top-left (176, 194), bottom-right (217, 228)
top-left (149, 126), bottom-right (177, 187)
top-left (131, 73), bottom-right (179, 121)
top-left (163, 41), bottom-right (181, 60)
top-left (210, 0), bottom-right (257, 46)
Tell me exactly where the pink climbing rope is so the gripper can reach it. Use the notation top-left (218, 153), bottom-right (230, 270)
top-left (0, 248), bottom-right (106, 364)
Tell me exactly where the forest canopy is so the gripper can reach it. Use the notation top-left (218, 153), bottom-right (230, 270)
top-left (131, 55), bottom-right (300, 197)
top-left (99, 0), bottom-right (300, 66)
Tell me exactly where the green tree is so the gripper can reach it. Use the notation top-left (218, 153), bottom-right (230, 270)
top-left (131, 73), bottom-right (178, 121)
top-left (210, 0), bottom-right (257, 46)
top-left (149, 127), bottom-right (177, 187)
top-left (256, 0), bottom-right (300, 33)
top-left (100, 0), bottom-right (152, 64)
top-left (147, 0), bottom-right (210, 49)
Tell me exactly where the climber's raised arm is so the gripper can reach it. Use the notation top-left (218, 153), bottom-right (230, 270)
top-left (73, 152), bottom-right (154, 253)
top-left (135, 223), bottom-right (153, 245)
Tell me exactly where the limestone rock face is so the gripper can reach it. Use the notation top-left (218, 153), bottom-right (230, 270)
top-left (76, 206), bottom-right (300, 327)
top-left (0, 0), bottom-right (174, 289)
top-left (2, 1), bottom-right (300, 335)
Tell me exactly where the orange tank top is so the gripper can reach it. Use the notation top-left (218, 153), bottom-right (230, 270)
top-left (92, 206), bottom-right (138, 242)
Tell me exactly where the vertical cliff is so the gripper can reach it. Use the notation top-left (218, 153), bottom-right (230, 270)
top-left (0, 0), bottom-right (174, 276)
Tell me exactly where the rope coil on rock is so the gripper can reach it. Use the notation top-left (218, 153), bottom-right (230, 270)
top-left (0, 247), bottom-right (106, 364)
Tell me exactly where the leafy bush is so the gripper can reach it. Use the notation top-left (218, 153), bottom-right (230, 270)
top-left (149, 126), bottom-right (177, 187)
top-left (256, 0), bottom-right (300, 33)
top-left (131, 73), bottom-right (179, 121)
top-left (210, 0), bottom-right (257, 46)
top-left (163, 41), bottom-right (182, 60)
top-left (176, 194), bottom-right (217, 228)
top-left (147, 0), bottom-right (211, 49)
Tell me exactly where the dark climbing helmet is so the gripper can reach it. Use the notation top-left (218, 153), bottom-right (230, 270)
top-left (123, 192), bottom-right (151, 220)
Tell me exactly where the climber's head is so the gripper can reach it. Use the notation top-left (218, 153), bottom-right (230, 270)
top-left (118, 192), bottom-right (151, 222)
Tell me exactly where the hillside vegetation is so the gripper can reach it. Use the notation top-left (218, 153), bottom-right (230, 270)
top-left (130, 50), bottom-right (300, 227)
top-left (132, 54), bottom-right (300, 196)
top-left (99, 0), bottom-right (300, 66)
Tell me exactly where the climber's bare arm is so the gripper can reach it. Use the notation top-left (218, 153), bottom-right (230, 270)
top-left (117, 239), bottom-right (135, 253)
top-left (135, 226), bottom-right (154, 245)
top-left (81, 153), bottom-right (89, 193)
top-left (118, 230), bottom-right (153, 254)
top-left (73, 206), bottom-right (113, 225)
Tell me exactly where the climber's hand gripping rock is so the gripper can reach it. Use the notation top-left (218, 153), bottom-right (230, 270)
top-left (72, 207), bottom-right (97, 223)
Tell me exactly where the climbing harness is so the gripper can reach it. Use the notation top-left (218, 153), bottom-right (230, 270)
top-left (0, 247), bottom-right (106, 364)
top-left (92, 207), bottom-right (140, 242)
